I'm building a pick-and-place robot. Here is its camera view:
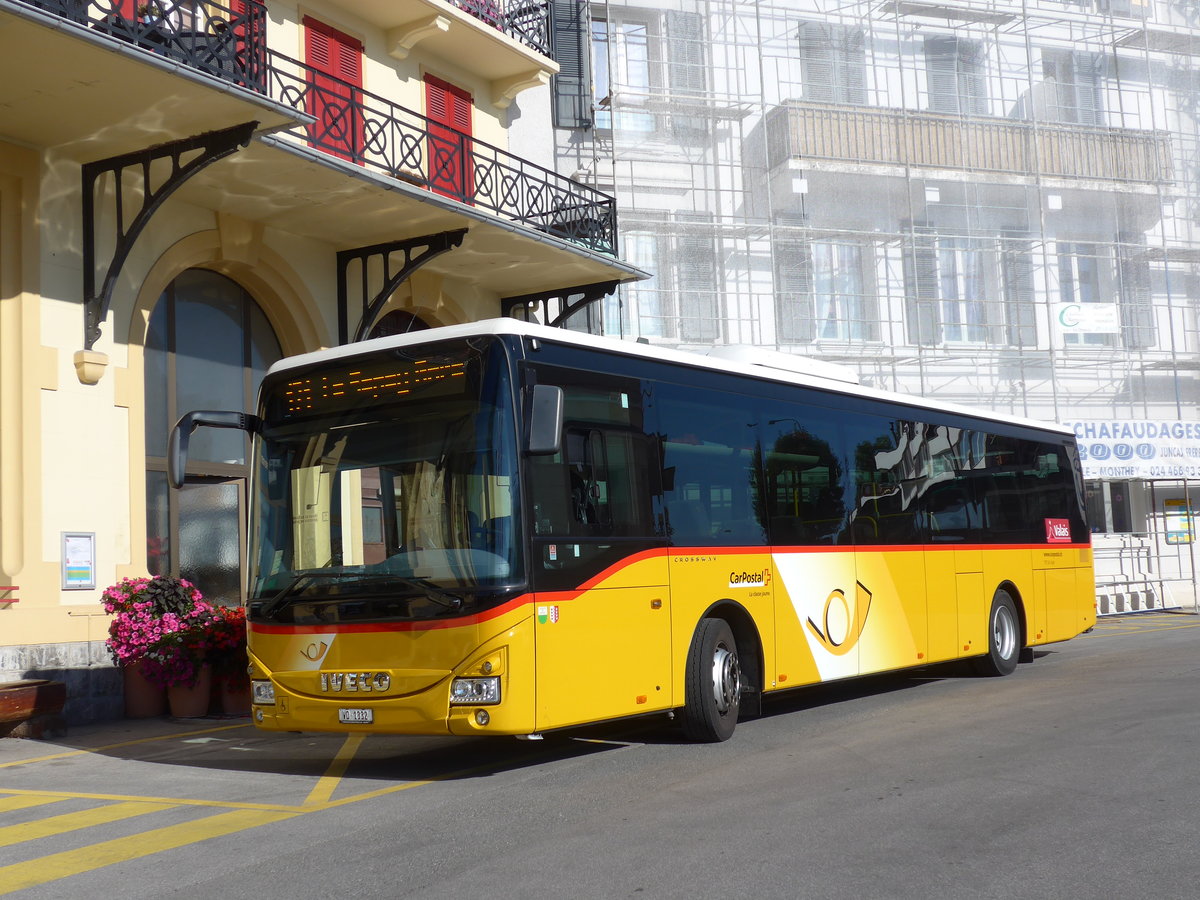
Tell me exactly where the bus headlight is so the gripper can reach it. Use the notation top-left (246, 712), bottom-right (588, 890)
top-left (449, 677), bottom-right (501, 705)
top-left (251, 680), bottom-right (276, 705)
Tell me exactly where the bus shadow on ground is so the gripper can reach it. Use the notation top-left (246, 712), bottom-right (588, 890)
top-left (50, 724), bottom-right (625, 785)
top-left (598, 651), bottom-right (1059, 747)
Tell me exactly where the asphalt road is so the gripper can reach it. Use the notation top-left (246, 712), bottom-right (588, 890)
top-left (2, 612), bottom-right (1198, 899)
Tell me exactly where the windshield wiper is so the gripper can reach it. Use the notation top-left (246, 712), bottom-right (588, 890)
top-left (258, 570), bottom-right (463, 619)
top-left (387, 576), bottom-right (463, 612)
top-left (259, 571), bottom-right (350, 619)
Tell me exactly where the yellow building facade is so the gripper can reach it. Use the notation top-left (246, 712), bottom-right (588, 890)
top-left (0, 0), bottom-right (638, 722)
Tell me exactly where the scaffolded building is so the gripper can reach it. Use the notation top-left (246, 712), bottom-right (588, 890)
top-left (524, 0), bottom-right (1200, 609)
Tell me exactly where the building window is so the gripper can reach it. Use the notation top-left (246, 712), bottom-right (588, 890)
top-left (1085, 481), bottom-right (1135, 533)
top-left (924, 36), bottom-right (988, 115)
top-left (622, 232), bottom-right (671, 338)
top-left (303, 16), bottom-right (363, 162)
top-left (905, 234), bottom-right (998, 345)
top-left (1058, 242), bottom-right (1117, 347)
top-left (775, 238), bottom-right (877, 343)
top-left (144, 269), bottom-right (281, 604)
top-left (591, 14), bottom-right (656, 133)
top-left (425, 75), bottom-right (474, 200)
top-left (550, 0), bottom-right (593, 128)
top-left (675, 213), bottom-right (719, 343)
top-left (797, 21), bottom-right (866, 105)
top-left (1040, 50), bottom-right (1106, 126)
top-left (1001, 236), bottom-right (1038, 347)
top-left (813, 241), bottom-right (875, 341)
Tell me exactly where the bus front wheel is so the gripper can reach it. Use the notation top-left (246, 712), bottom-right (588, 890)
top-left (973, 589), bottom-right (1020, 677)
top-left (681, 617), bottom-right (741, 742)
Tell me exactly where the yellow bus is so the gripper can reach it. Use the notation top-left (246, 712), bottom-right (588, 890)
top-left (169, 319), bottom-right (1095, 742)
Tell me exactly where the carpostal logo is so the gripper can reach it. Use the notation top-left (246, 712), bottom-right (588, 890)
top-left (806, 582), bottom-right (873, 657)
top-left (1045, 518), bottom-right (1072, 544)
top-left (729, 569), bottom-right (770, 589)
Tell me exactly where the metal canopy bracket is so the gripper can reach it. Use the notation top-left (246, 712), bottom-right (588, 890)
top-left (339, 230), bottom-right (468, 344)
top-left (82, 122), bottom-right (258, 350)
top-left (501, 281), bottom-right (620, 329)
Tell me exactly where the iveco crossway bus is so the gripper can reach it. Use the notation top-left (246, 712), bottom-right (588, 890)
top-left (169, 318), bottom-right (1095, 741)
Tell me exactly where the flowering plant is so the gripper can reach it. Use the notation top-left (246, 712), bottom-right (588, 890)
top-left (207, 605), bottom-right (249, 687)
top-left (102, 575), bottom-right (217, 688)
top-left (140, 611), bottom-right (218, 689)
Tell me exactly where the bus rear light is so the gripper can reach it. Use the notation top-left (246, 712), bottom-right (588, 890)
top-left (252, 680), bottom-right (276, 705)
top-left (450, 677), bottom-right (500, 705)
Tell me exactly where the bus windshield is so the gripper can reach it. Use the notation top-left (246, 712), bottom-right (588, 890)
top-left (247, 337), bottom-right (521, 622)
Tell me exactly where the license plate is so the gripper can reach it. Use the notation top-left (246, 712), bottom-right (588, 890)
top-left (338, 708), bottom-right (373, 725)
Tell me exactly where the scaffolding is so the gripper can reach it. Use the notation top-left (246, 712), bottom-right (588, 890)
top-left (539, 0), bottom-right (1200, 606)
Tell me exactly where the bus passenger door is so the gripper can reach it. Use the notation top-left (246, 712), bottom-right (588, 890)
top-left (525, 377), bottom-right (670, 731)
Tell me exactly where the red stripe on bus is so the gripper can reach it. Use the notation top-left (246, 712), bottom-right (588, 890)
top-left (250, 540), bottom-right (1090, 635)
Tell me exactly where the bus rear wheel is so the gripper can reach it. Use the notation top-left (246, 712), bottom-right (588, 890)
top-left (681, 617), bottom-right (741, 742)
top-left (973, 589), bottom-right (1020, 677)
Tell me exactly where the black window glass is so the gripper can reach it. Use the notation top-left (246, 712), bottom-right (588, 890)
top-left (761, 403), bottom-right (848, 546)
top-left (847, 416), bottom-right (922, 545)
top-left (656, 383), bottom-right (765, 547)
top-left (174, 270), bottom-right (247, 465)
top-left (529, 368), bottom-right (657, 540)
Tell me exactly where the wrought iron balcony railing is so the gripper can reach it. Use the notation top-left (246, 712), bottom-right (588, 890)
top-left (764, 100), bottom-right (1174, 186)
top-left (19, 0), bottom-right (613, 255)
top-left (23, 0), bottom-right (268, 91)
top-left (448, 0), bottom-right (551, 57)
top-left (266, 52), bottom-right (616, 255)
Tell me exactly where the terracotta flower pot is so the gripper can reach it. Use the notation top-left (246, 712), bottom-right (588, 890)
top-left (123, 658), bottom-right (167, 718)
top-left (218, 677), bottom-right (252, 717)
top-left (166, 664), bottom-right (213, 718)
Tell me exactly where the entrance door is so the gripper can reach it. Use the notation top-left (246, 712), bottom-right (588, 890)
top-left (144, 269), bottom-right (281, 604)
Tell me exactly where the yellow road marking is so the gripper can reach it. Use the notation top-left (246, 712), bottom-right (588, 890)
top-left (0, 808), bottom-right (298, 895)
top-left (304, 733), bottom-right (365, 807)
top-left (0, 795), bottom-right (67, 814)
top-left (0, 727), bottom-right (561, 893)
top-left (0, 723), bottom-right (251, 769)
top-left (0, 789), bottom-right (301, 814)
top-left (0, 801), bottom-right (174, 848)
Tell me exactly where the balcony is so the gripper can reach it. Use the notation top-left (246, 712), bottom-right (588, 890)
top-left (265, 52), bottom-right (615, 255)
top-left (2, 0), bottom-right (617, 262)
top-left (318, 0), bottom-right (555, 92)
top-left (763, 100), bottom-right (1173, 186)
top-left (0, 0), bottom-right (296, 157)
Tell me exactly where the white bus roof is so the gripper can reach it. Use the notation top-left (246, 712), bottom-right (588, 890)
top-left (266, 318), bottom-right (1073, 438)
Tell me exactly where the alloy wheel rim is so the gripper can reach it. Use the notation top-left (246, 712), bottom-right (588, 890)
top-left (711, 642), bottom-right (741, 714)
top-left (993, 604), bottom-right (1017, 660)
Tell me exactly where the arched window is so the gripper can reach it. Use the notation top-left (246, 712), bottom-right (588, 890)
top-left (144, 269), bottom-right (282, 604)
top-left (368, 309), bottom-right (430, 339)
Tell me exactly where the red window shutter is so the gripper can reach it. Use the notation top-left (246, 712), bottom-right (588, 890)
top-left (303, 17), bottom-right (364, 163)
top-left (424, 75), bottom-right (474, 202)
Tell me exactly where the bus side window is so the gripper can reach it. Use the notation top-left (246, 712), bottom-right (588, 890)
top-left (656, 385), bottom-right (765, 547)
top-left (527, 367), bottom-right (658, 543)
top-left (763, 412), bottom-right (845, 547)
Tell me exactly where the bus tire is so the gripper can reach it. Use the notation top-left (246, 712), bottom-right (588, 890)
top-left (681, 617), bottom-right (741, 742)
top-left (973, 589), bottom-right (1020, 677)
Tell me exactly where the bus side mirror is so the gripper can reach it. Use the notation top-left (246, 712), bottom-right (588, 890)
top-left (168, 410), bottom-right (261, 489)
top-left (527, 385), bottom-right (563, 456)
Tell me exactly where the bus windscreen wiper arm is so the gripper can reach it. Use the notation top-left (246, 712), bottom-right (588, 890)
top-left (260, 571), bottom-right (462, 618)
top-left (260, 571), bottom-right (349, 618)
top-left (390, 576), bottom-right (463, 612)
